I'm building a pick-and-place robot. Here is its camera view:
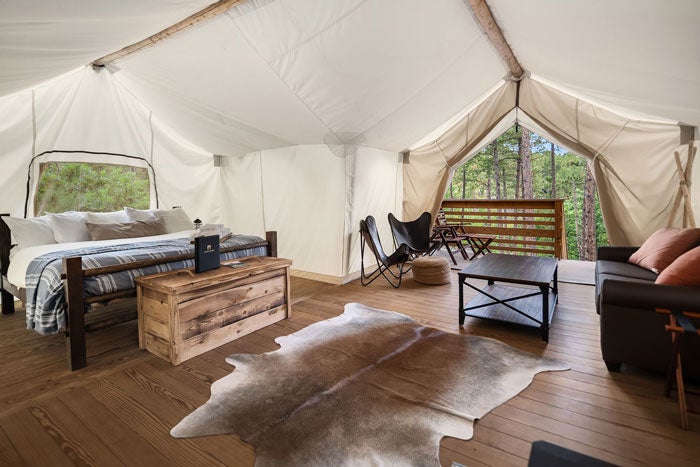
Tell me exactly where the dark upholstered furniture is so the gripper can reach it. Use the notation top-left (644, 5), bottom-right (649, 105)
top-left (528, 440), bottom-right (613, 467)
top-left (595, 246), bottom-right (700, 378)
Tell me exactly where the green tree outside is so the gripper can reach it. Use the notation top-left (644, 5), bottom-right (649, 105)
top-left (445, 126), bottom-right (608, 260)
top-left (35, 162), bottom-right (150, 215)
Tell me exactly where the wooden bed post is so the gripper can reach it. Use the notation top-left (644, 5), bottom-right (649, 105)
top-left (63, 257), bottom-right (87, 371)
top-left (265, 231), bottom-right (278, 258)
top-left (0, 215), bottom-right (15, 315)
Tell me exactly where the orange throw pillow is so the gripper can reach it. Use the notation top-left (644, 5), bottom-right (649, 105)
top-left (655, 246), bottom-right (700, 286)
top-left (628, 227), bottom-right (700, 274)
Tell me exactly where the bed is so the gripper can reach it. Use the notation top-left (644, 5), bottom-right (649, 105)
top-left (0, 212), bottom-right (277, 371)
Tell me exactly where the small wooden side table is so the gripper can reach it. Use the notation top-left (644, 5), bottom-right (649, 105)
top-left (657, 308), bottom-right (700, 430)
top-left (135, 256), bottom-right (292, 365)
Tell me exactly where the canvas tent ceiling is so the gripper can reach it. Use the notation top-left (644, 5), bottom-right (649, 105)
top-left (0, 1), bottom-right (214, 98)
top-left (0, 0), bottom-right (698, 281)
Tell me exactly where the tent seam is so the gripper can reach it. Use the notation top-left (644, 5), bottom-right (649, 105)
top-left (259, 0), bottom-right (370, 63)
top-left (259, 152), bottom-right (267, 231)
top-left (31, 90), bottom-right (36, 157)
top-left (26, 90), bottom-right (37, 217)
top-left (148, 110), bottom-right (158, 208)
top-left (531, 75), bottom-right (680, 126)
top-left (223, 13), bottom-right (341, 144)
top-left (436, 140), bottom-right (449, 165)
top-left (148, 111), bottom-right (154, 163)
top-left (465, 114), bottom-right (470, 151)
top-left (575, 99), bottom-right (580, 141)
top-left (110, 70), bottom-right (294, 151)
top-left (396, 153), bottom-right (402, 219)
top-left (590, 118), bottom-right (642, 201)
top-left (26, 70), bottom-right (89, 216)
top-left (98, 67), bottom-right (168, 209)
top-left (342, 146), bottom-right (349, 276)
top-left (592, 119), bottom-right (629, 160)
top-left (353, 36), bottom-right (485, 143)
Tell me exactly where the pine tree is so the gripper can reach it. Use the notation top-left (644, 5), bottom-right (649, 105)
top-left (520, 127), bottom-right (533, 198)
top-left (492, 143), bottom-right (501, 199)
top-left (581, 163), bottom-right (597, 260)
top-left (550, 142), bottom-right (556, 197)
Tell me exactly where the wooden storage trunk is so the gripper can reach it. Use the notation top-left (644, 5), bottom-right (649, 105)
top-left (135, 256), bottom-right (292, 365)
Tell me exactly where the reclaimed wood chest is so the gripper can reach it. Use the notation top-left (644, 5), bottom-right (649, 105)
top-left (135, 256), bottom-right (292, 365)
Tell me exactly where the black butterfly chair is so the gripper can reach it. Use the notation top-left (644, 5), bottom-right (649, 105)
top-left (360, 215), bottom-right (410, 288)
top-left (388, 212), bottom-right (432, 259)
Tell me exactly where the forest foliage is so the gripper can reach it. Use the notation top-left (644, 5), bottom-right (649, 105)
top-left (35, 162), bottom-right (150, 215)
top-left (444, 125), bottom-right (608, 260)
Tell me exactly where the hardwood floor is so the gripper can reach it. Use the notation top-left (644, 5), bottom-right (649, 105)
top-left (0, 266), bottom-right (698, 466)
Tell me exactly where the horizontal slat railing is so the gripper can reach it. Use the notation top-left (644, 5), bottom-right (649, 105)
top-left (441, 199), bottom-right (567, 259)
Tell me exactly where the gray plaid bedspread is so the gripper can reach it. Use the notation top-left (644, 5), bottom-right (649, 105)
top-left (25, 235), bottom-right (267, 335)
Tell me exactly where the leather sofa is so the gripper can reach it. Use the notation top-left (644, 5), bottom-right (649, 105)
top-left (595, 246), bottom-right (700, 379)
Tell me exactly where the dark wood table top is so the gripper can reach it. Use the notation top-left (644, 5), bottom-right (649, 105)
top-left (458, 254), bottom-right (558, 286)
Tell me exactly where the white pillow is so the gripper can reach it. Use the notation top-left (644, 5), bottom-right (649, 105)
top-left (153, 207), bottom-right (193, 233)
top-left (124, 207), bottom-right (156, 221)
top-left (2, 216), bottom-right (57, 248)
top-left (50, 212), bottom-right (91, 243)
top-left (86, 210), bottom-right (130, 224)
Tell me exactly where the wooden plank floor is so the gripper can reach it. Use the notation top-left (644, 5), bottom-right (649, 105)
top-left (0, 266), bottom-right (698, 466)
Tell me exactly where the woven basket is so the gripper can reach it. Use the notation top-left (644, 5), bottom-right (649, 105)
top-left (412, 256), bottom-right (451, 285)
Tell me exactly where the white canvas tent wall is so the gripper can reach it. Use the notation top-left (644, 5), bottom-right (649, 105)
top-left (0, 0), bottom-right (698, 282)
top-left (0, 67), bottom-right (223, 229)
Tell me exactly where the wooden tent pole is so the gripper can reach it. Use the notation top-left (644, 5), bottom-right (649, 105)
top-left (668, 185), bottom-right (683, 227)
top-left (92, 0), bottom-right (247, 66)
top-left (683, 141), bottom-right (696, 227)
top-left (668, 141), bottom-right (696, 228)
top-left (465, 0), bottom-right (524, 79)
top-left (674, 152), bottom-right (690, 227)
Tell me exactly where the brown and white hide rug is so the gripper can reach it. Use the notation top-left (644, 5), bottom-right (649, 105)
top-left (171, 303), bottom-right (568, 466)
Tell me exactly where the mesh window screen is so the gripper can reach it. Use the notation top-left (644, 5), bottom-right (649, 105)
top-left (35, 162), bottom-right (150, 215)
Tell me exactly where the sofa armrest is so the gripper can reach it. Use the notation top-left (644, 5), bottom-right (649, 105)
top-left (597, 246), bottom-right (639, 262)
top-left (601, 279), bottom-right (700, 312)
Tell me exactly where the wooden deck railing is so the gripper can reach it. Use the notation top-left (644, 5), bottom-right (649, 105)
top-left (441, 199), bottom-right (567, 259)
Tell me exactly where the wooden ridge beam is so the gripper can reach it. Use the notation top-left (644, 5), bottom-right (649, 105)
top-left (465, 0), bottom-right (524, 79)
top-left (92, 0), bottom-right (247, 67)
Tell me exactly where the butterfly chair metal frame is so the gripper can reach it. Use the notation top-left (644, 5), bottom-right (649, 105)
top-left (388, 212), bottom-right (433, 260)
top-left (360, 216), bottom-right (411, 288)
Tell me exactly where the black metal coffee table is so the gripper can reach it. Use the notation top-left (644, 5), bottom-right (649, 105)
top-left (458, 254), bottom-right (558, 342)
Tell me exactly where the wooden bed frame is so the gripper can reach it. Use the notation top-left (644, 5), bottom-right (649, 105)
top-left (0, 214), bottom-right (278, 371)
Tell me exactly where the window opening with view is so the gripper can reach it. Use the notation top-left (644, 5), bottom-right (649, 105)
top-left (34, 162), bottom-right (150, 216)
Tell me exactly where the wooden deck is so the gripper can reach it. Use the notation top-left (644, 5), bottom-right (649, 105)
top-left (0, 263), bottom-right (698, 466)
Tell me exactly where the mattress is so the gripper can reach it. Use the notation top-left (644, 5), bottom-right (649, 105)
top-left (7, 231), bottom-right (193, 288)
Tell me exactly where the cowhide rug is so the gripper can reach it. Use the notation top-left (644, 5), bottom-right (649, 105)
top-left (171, 303), bottom-right (569, 466)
